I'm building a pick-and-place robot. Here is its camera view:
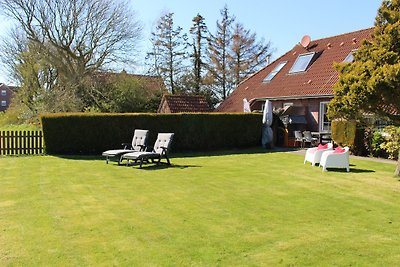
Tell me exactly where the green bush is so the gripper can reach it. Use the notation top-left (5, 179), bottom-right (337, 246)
top-left (41, 113), bottom-right (263, 154)
top-left (380, 125), bottom-right (400, 160)
top-left (331, 119), bottom-right (356, 147)
top-left (370, 131), bottom-right (385, 157)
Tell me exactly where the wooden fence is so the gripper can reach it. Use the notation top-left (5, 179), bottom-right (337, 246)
top-left (0, 130), bottom-right (44, 155)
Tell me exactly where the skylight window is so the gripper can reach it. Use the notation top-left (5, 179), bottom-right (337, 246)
top-left (343, 49), bottom-right (357, 63)
top-left (289, 52), bottom-right (316, 73)
top-left (263, 61), bottom-right (287, 82)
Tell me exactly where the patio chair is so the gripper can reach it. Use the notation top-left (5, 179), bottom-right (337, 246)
top-left (122, 133), bottom-right (174, 168)
top-left (303, 131), bottom-right (318, 147)
top-left (294, 131), bottom-right (304, 147)
top-left (304, 142), bottom-right (333, 166)
top-left (102, 129), bottom-right (149, 164)
top-left (319, 146), bottom-right (350, 172)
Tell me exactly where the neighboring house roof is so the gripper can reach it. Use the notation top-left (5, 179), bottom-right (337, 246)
top-left (158, 95), bottom-right (211, 113)
top-left (0, 83), bottom-right (16, 93)
top-left (217, 28), bottom-right (374, 112)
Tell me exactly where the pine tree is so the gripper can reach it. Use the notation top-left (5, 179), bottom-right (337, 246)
top-left (231, 23), bottom-right (272, 87)
top-left (328, 0), bottom-right (400, 176)
top-left (207, 6), bottom-right (235, 101)
top-left (189, 14), bottom-right (208, 94)
top-left (147, 13), bottom-right (187, 94)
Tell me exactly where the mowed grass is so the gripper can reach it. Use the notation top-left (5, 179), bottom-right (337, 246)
top-left (0, 150), bottom-right (399, 266)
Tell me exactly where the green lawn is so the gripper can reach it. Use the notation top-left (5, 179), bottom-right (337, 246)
top-left (0, 150), bottom-right (399, 266)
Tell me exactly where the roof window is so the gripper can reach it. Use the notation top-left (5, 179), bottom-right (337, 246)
top-left (263, 61), bottom-right (287, 82)
top-left (289, 52), bottom-right (316, 73)
top-left (343, 49), bottom-right (357, 63)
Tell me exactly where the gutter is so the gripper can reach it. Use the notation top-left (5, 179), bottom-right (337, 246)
top-left (250, 94), bottom-right (333, 103)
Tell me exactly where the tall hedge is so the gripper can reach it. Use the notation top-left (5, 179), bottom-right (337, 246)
top-left (41, 113), bottom-right (263, 154)
top-left (331, 119), bottom-right (356, 147)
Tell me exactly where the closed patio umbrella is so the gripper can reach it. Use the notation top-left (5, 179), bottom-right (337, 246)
top-left (262, 100), bottom-right (273, 148)
top-left (243, 98), bottom-right (251, 112)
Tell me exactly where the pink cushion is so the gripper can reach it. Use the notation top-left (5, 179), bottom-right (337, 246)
top-left (333, 146), bottom-right (346, 154)
top-left (317, 144), bottom-right (328, 150)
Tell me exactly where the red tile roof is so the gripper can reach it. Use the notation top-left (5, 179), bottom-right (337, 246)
top-left (217, 28), bottom-right (374, 112)
top-left (158, 95), bottom-right (211, 113)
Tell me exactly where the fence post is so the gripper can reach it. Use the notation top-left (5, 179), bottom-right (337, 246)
top-left (39, 131), bottom-right (43, 154)
top-left (18, 131), bottom-right (22, 155)
top-left (0, 130), bottom-right (44, 156)
top-left (23, 131), bottom-right (27, 154)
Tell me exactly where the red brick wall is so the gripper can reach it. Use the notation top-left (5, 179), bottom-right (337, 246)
top-left (0, 85), bottom-right (13, 112)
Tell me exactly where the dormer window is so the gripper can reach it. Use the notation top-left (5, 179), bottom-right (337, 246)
top-left (263, 61), bottom-right (287, 82)
top-left (343, 49), bottom-right (357, 63)
top-left (289, 52), bottom-right (316, 73)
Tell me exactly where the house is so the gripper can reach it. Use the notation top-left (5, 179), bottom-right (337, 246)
top-left (0, 83), bottom-right (16, 112)
top-left (158, 95), bottom-right (211, 113)
top-left (216, 28), bottom-right (374, 135)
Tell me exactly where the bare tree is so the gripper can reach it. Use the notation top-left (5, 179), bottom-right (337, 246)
top-left (0, 0), bottom-right (142, 111)
top-left (207, 6), bottom-right (235, 101)
top-left (147, 12), bottom-right (187, 94)
top-left (1, 0), bottom-right (142, 76)
top-left (231, 23), bottom-right (272, 87)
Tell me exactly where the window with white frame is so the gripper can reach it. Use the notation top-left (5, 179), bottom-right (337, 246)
top-left (319, 102), bottom-right (331, 132)
top-left (1, 100), bottom-right (6, 107)
top-left (1, 90), bottom-right (6, 96)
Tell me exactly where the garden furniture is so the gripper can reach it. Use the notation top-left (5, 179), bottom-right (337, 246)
top-left (320, 146), bottom-right (350, 172)
top-left (102, 129), bottom-right (149, 164)
top-left (122, 133), bottom-right (174, 168)
top-left (304, 142), bottom-right (333, 166)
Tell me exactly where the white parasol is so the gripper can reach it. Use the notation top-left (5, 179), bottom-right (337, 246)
top-left (243, 98), bottom-right (251, 112)
top-left (261, 99), bottom-right (273, 148)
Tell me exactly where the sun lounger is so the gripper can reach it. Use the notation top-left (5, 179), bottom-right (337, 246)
top-left (122, 133), bottom-right (174, 168)
top-left (102, 129), bottom-right (148, 164)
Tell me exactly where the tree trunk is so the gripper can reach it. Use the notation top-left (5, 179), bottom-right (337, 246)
top-left (396, 151), bottom-right (400, 177)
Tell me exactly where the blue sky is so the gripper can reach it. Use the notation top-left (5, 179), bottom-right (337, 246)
top-left (0, 0), bottom-right (383, 83)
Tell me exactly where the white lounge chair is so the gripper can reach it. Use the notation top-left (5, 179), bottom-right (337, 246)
top-left (122, 133), bottom-right (174, 168)
top-left (320, 146), bottom-right (350, 172)
top-left (102, 129), bottom-right (149, 164)
top-left (304, 142), bottom-right (333, 166)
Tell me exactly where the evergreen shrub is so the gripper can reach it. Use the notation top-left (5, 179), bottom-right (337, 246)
top-left (41, 113), bottom-right (263, 154)
top-left (331, 119), bottom-right (356, 147)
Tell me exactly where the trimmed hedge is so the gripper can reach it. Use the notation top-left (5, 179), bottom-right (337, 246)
top-left (331, 119), bottom-right (356, 147)
top-left (41, 113), bottom-right (263, 154)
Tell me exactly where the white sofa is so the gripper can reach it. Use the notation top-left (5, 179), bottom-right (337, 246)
top-left (320, 146), bottom-right (350, 172)
top-left (304, 143), bottom-right (333, 166)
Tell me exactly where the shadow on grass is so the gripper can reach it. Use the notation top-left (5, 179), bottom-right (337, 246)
top-left (54, 155), bottom-right (104, 161)
top-left (51, 147), bottom-right (300, 161)
top-left (324, 167), bottom-right (375, 173)
top-left (172, 146), bottom-right (300, 158)
top-left (125, 163), bottom-right (202, 170)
